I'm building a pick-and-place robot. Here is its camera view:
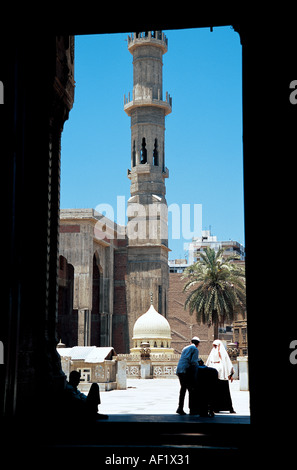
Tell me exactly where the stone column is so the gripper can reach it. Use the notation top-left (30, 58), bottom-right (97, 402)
top-left (237, 356), bottom-right (249, 391)
top-left (116, 359), bottom-right (127, 389)
top-left (140, 360), bottom-right (152, 379)
top-left (78, 309), bottom-right (91, 346)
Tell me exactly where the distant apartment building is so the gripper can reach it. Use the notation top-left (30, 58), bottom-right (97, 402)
top-left (168, 231), bottom-right (247, 355)
top-left (169, 230), bottom-right (245, 273)
top-left (188, 230), bottom-right (245, 265)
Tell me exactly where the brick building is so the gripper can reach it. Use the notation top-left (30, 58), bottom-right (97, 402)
top-left (168, 255), bottom-right (247, 356)
top-left (167, 272), bottom-right (214, 356)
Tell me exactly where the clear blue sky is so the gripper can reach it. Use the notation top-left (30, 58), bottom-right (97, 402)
top-left (60, 26), bottom-right (244, 260)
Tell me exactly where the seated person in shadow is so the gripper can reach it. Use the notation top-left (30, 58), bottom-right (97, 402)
top-left (64, 370), bottom-right (108, 421)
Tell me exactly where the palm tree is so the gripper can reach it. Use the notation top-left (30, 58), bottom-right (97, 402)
top-left (182, 247), bottom-right (246, 339)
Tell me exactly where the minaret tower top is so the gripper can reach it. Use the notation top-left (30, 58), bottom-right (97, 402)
top-left (124, 31), bottom-right (172, 118)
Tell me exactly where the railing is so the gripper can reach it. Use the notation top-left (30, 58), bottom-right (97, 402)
top-left (124, 88), bottom-right (172, 106)
top-left (118, 353), bottom-right (181, 361)
top-left (127, 31), bottom-right (168, 47)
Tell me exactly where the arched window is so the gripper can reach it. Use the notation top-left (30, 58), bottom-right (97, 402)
top-left (153, 138), bottom-right (159, 166)
top-left (140, 137), bottom-right (147, 164)
top-left (132, 140), bottom-right (136, 167)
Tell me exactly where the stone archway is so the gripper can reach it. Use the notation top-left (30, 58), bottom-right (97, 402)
top-left (57, 255), bottom-right (76, 346)
top-left (3, 19), bottom-right (297, 458)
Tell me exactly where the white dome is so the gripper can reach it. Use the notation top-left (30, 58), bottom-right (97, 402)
top-left (132, 304), bottom-right (172, 340)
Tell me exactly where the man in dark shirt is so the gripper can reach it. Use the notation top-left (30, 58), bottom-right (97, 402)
top-left (176, 337), bottom-right (200, 415)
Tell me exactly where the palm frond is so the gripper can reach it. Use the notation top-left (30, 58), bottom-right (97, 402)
top-left (182, 247), bottom-right (246, 327)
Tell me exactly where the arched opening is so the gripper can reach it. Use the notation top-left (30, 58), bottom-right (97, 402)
top-left (57, 255), bottom-right (76, 346)
top-left (153, 138), bottom-right (159, 166)
top-left (132, 140), bottom-right (136, 167)
top-left (7, 16), bottom-right (295, 452)
top-left (140, 137), bottom-right (147, 163)
top-left (59, 27), bottom-right (248, 417)
top-left (8, 21), bottom-right (295, 454)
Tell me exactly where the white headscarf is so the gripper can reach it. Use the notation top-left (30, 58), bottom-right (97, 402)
top-left (206, 340), bottom-right (234, 380)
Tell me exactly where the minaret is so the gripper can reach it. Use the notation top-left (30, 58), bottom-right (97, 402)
top-left (124, 31), bottom-right (172, 349)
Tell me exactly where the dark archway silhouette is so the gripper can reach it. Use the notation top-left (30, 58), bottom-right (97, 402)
top-left (1, 12), bottom-right (296, 457)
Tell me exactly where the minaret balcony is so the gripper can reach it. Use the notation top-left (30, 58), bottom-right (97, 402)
top-left (127, 31), bottom-right (168, 54)
top-left (127, 165), bottom-right (169, 179)
top-left (124, 90), bottom-right (172, 116)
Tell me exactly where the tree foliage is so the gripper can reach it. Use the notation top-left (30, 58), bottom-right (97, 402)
top-left (182, 247), bottom-right (246, 329)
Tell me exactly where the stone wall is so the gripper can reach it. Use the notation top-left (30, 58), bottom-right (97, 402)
top-left (118, 353), bottom-right (242, 382)
top-left (60, 356), bottom-right (118, 391)
top-left (119, 353), bottom-right (180, 379)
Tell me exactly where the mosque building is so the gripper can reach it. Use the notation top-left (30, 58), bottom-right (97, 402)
top-left (58, 30), bottom-right (173, 354)
top-left (57, 31), bottom-right (230, 357)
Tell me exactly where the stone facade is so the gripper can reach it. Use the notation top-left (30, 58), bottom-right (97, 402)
top-left (118, 353), bottom-right (242, 381)
top-left (58, 209), bottom-right (125, 348)
top-left (119, 353), bottom-right (180, 379)
top-left (233, 319), bottom-right (248, 355)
